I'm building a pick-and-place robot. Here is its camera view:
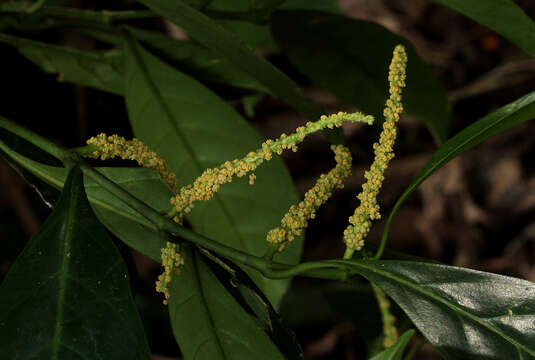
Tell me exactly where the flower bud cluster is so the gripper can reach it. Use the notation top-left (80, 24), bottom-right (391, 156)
top-left (344, 45), bottom-right (407, 251)
top-left (155, 241), bottom-right (184, 305)
top-left (170, 111), bottom-right (373, 223)
top-left (266, 145), bottom-right (352, 251)
top-left (86, 133), bottom-right (179, 193)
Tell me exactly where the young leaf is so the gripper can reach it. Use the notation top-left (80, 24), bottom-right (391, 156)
top-left (168, 245), bottom-right (286, 360)
top-left (271, 10), bottom-right (450, 144)
top-left (428, 0), bottom-right (535, 58)
top-left (123, 36), bottom-right (301, 307)
top-left (382, 90), bottom-right (535, 250)
top-left (0, 167), bottom-right (150, 359)
top-left (341, 260), bottom-right (535, 359)
top-left (369, 330), bottom-right (415, 360)
top-left (0, 33), bottom-right (123, 94)
top-left (0, 137), bottom-right (170, 261)
top-left (137, 0), bottom-right (324, 121)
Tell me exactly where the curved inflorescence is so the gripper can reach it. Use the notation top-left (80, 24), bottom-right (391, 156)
top-left (343, 45), bottom-right (407, 251)
top-left (169, 111), bottom-right (373, 224)
top-left (155, 241), bottom-right (185, 305)
top-left (372, 284), bottom-right (399, 348)
top-left (85, 133), bottom-right (179, 193)
top-left (266, 144), bottom-right (353, 251)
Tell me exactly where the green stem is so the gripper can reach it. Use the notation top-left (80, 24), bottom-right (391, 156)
top-left (263, 243), bottom-right (279, 260)
top-left (0, 5), bottom-right (158, 24)
top-left (343, 247), bottom-right (354, 260)
top-left (373, 236), bottom-right (387, 260)
top-left (0, 116), bottom-right (67, 161)
top-left (0, 117), bottom-right (353, 281)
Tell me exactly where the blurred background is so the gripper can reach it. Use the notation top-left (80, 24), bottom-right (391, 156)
top-left (1, 0), bottom-right (535, 358)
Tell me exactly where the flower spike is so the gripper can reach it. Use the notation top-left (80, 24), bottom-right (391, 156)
top-left (267, 144), bottom-right (352, 251)
top-left (170, 111), bottom-right (373, 224)
top-left (85, 133), bottom-right (179, 193)
top-left (155, 241), bottom-right (185, 305)
top-left (343, 45), bottom-right (407, 251)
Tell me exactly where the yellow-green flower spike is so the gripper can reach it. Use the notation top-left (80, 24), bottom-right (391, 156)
top-left (266, 144), bottom-right (352, 251)
top-left (169, 111), bottom-right (373, 223)
top-left (85, 133), bottom-right (179, 193)
top-left (155, 241), bottom-right (185, 305)
top-left (343, 45), bottom-right (407, 251)
top-left (371, 283), bottom-right (398, 348)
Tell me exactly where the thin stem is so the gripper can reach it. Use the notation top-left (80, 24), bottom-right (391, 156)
top-left (0, 5), bottom-right (158, 24)
top-left (0, 117), bottom-right (354, 281)
top-left (0, 116), bottom-right (67, 161)
top-left (343, 247), bottom-right (354, 260)
top-left (263, 243), bottom-right (279, 260)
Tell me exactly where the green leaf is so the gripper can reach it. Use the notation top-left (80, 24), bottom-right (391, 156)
top-left (382, 91), bottom-right (535, 249)
top-left (428, 0), bottom-right (535, 58)
top-left (0, 135), bottom-right (170, 261)
top-left (137, 0), bottom-right (324, 121)
top-left (204, 0), bottom-right (279, 51)
top-left (202, 251), bottom-right (303, 359)
top-left (127, 26), bottom-right (269, 93)
top-left (123, 36), bottom-right (301, 307)
top-left (369, 330), bottom-right (415, 360)
top-left (0, 167), bottom-right (150, 359)
top-left (271, 10), bottom-right (450, 143)
top-left (0, 33), bottom-right (123, 94)
top-left (168, 245), bottom-right (286, 360)
top-left (342, 260), bottom-right (535, 359)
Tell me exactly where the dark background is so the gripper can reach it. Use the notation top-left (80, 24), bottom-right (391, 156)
top-left (1, 1), bottom-right (535, 359)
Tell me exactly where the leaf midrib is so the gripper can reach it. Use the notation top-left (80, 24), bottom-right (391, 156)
top-left (345, 261), bottom-right (535, 356)
top-left (50, 172), bottom-right (78, 359)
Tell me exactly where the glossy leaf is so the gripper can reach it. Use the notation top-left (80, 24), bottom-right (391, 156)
top-left (203, 252), bottom-right (303, 359)
top-left (428, 0), bottom-right (535, 58)
top-left (271, 10), bottom-right (450, 143)
top-left (382, 91), bottom-right (535, 248)
top-left (0, 135), bottom-right (170, 261)
top-left (341, 260), bottom-right (535, 359)
top-left (168, 245), bottom-right (286, 359)
top-left (0, 167), bottom-right (150, 359)
top-left (123, 36), bottom-right (301, 307)
top-left (369, 330), bottom-right (415, 360)
top-left (137, 0), bottom-right (324, 121)
top-left (0, 33), bottom-right (123, 94)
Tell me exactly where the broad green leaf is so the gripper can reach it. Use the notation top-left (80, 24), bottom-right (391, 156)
top-left (428, 0), bottom-right (535, 58)
top-left (205, 0), bottom-right (279, 51)
top-left (137, 0), bottom-right (324, 122)
top-left (127, 27), bottom-right (269, 93)
top-left (0, 167), bottom-right (150, 359)
top-left (123, 37), bottom-right (301, 307)
top-left (271, 10), bottom-right (450, 143)
top-left (369, 330), bottom-right (415, 360)
top-left (340, 260), bottom-right (535, 359)
top-left (0, 33), bottom-right (123, 94)
top-left (203, 252), bottom-right (303, 359)
top-left (382, 91), bottom-right (535, 248)
top-left (0, 134), bottom-right (170, 261)
top-left (168, 245), bottom-right (286, 360)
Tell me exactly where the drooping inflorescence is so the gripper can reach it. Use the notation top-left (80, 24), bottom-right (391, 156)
top-left (372, 283), bottom-right (399, 348)
top-left (83, 134), bottom-right (183, 304)
top-left (155, 241), bottom-right (185, 305)
top-left (266, 144), bottom-right (353, 251)
top-left (169, 111), bottom-right (373, 224)
top-left (343, 45), bottom-right (407, 251)
top-left (85, 133), bottom-right (179, 193)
